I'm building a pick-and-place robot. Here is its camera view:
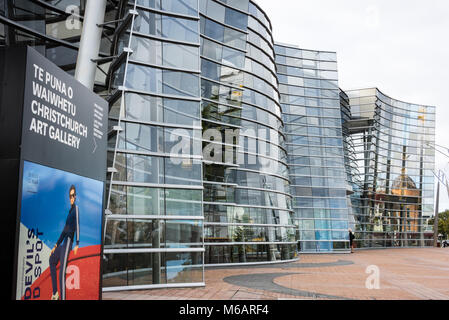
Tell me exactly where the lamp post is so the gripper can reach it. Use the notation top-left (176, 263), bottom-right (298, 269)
top-left (433, 181), bottom-right (440, 247)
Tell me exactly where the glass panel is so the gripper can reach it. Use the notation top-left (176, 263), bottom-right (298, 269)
top-left (164, 99), bottom-right (200, 126)
top-left (102, 253), bottom-right (129, 287)
top-left (201, 37), bottom-right (223, 61)
top-left (201, 58), bottom-right (220, 80)
top-left (127, 187), bottom-right (165, 215)
top-left (130, 36), bottom-right (162, 66)
top-left (124, 123), bottom-right (164, 153)
top-left (204, 18), bottom-right (224, 42)
top-left (128, 219), bottom-right (166, 248)
top-left (206, 0), bottom-right (225, 23)
top-left (162, 42), bottom-right (199, 70)
top-left (165, 189), bottom-right (203, 216)
top-left (125, 154), bottom-right (164, 184)
top-left (104, 219), bottom-right (128, 248)
top-left (109, 186), bottom-right (127, 215)
top-left (163, 69), bottom-right (200, 97)
top-left (136, 0), bottom-right (160, 9)
top-left (161, 15), bottom-right (199, 43)
top-left (161, 0), bottom-right (198, 16)
top-left (222, 46), bottom-right (245, 68)
top-left (125, 93), bottom-right (163, 123)
top-left (127, 252), bottom-right (167, 286)
top-left (225, 0), bottom-right (249, 12)
top-left (223, 27), bottom-right (246, 50)
top-left (133, 10), bottom-right (198, 43)
top-left (125, 63), bottom-right (162, 93)
top-left (164, 158), bottom-right (202, 185)
top-left (204, 244), bottom-right (296, 264)
top-left (225, 7), bottom-right (248, 30)
top-left (164, 127), bottom-right (199, 155)
top-left (133, 10), bottom-right (161, 36)
top-left (166, 252), bottom-right (203, 283)
top-left (165, 220), bottom-right (203, 247)
top-left (125, 64), bottom-right (199, 97)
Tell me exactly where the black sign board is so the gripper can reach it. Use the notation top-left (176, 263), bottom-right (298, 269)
top-left (0, 46), bottom-right (108, 300)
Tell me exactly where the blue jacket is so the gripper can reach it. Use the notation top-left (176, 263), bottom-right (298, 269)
top-left (56, 204), bottom-right (80, 247)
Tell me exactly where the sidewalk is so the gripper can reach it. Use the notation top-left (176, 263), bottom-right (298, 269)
top-left (102, 248), bottom-right (449, 300)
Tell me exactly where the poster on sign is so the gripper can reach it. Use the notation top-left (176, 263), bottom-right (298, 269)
top-left (16, 161), bottom-right (103, 300)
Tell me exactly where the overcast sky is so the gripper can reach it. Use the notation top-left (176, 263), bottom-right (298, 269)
top-left (256, 0), bottom-right (449, 213)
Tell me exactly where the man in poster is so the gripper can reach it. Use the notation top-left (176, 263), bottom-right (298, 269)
top-left (49, 185), bottom-right (80, 300)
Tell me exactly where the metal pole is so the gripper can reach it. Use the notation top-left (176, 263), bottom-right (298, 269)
top-left (433, 181), bottom-right (440, 247)
top-left (74, 0), bottom-right (107, 90)
top-left (152, 220), bottom-right (161, 284)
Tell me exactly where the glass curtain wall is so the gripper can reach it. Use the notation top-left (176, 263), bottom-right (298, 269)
top-left (347, 88), bottom-right (436, 248)
top-left (274, 43), bottom-right (351, 252)
top-left (103, 0), bottom-right (205, 291)
top-left (200, 0), bottom-right (297, 264)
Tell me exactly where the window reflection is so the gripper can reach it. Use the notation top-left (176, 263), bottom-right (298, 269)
top-left (133, 9), bottom-right (199, 43)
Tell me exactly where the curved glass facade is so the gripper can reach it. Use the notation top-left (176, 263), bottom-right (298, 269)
top-left (347, 88), bottom-right (436, 248)
top-left (274, 43), bottom-right (351, 253)
top-left (103, 0), bottom-right (205, 290)
top-left (200, 0), bottom-right (297, 265)
top-left (1, 0), bottom-right (437, 293)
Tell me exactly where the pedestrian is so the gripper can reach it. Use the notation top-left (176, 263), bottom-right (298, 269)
top-left (349, 228), bottom-right (355, 253)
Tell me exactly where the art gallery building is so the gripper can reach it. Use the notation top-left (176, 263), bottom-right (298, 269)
top-left (1, 0), bottom-right (436, 292)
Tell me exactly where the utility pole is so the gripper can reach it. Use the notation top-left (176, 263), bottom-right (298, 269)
top-left (433, 181), bottom-right (440, 247)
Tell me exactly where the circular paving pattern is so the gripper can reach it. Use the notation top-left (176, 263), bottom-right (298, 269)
top-left (223, 272), bottom-right (351, 300)
top-left (222, 259), bottom-right (355, 300)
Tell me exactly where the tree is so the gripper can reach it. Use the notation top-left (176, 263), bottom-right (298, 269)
top-left (428, 210), bottom-right (449, 239)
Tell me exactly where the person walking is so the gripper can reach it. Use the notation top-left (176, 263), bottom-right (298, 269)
top-left (349, 228), bottom-right (355, 253)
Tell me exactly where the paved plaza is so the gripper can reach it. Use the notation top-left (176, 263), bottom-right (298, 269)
top-left (103, 248), bottom-right (449, 300)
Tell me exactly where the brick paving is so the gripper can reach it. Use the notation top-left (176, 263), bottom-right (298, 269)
top-left (102, 248), bottom-right (449, 300)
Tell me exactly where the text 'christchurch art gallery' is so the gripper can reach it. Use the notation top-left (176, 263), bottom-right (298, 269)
top-left (0, 0), bottom-right (435, 291)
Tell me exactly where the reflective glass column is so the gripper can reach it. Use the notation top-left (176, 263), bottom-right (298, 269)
top-left (274, 43), bottom-right (351, 252)
top-left (200, 0), bottom-right (297, 265)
